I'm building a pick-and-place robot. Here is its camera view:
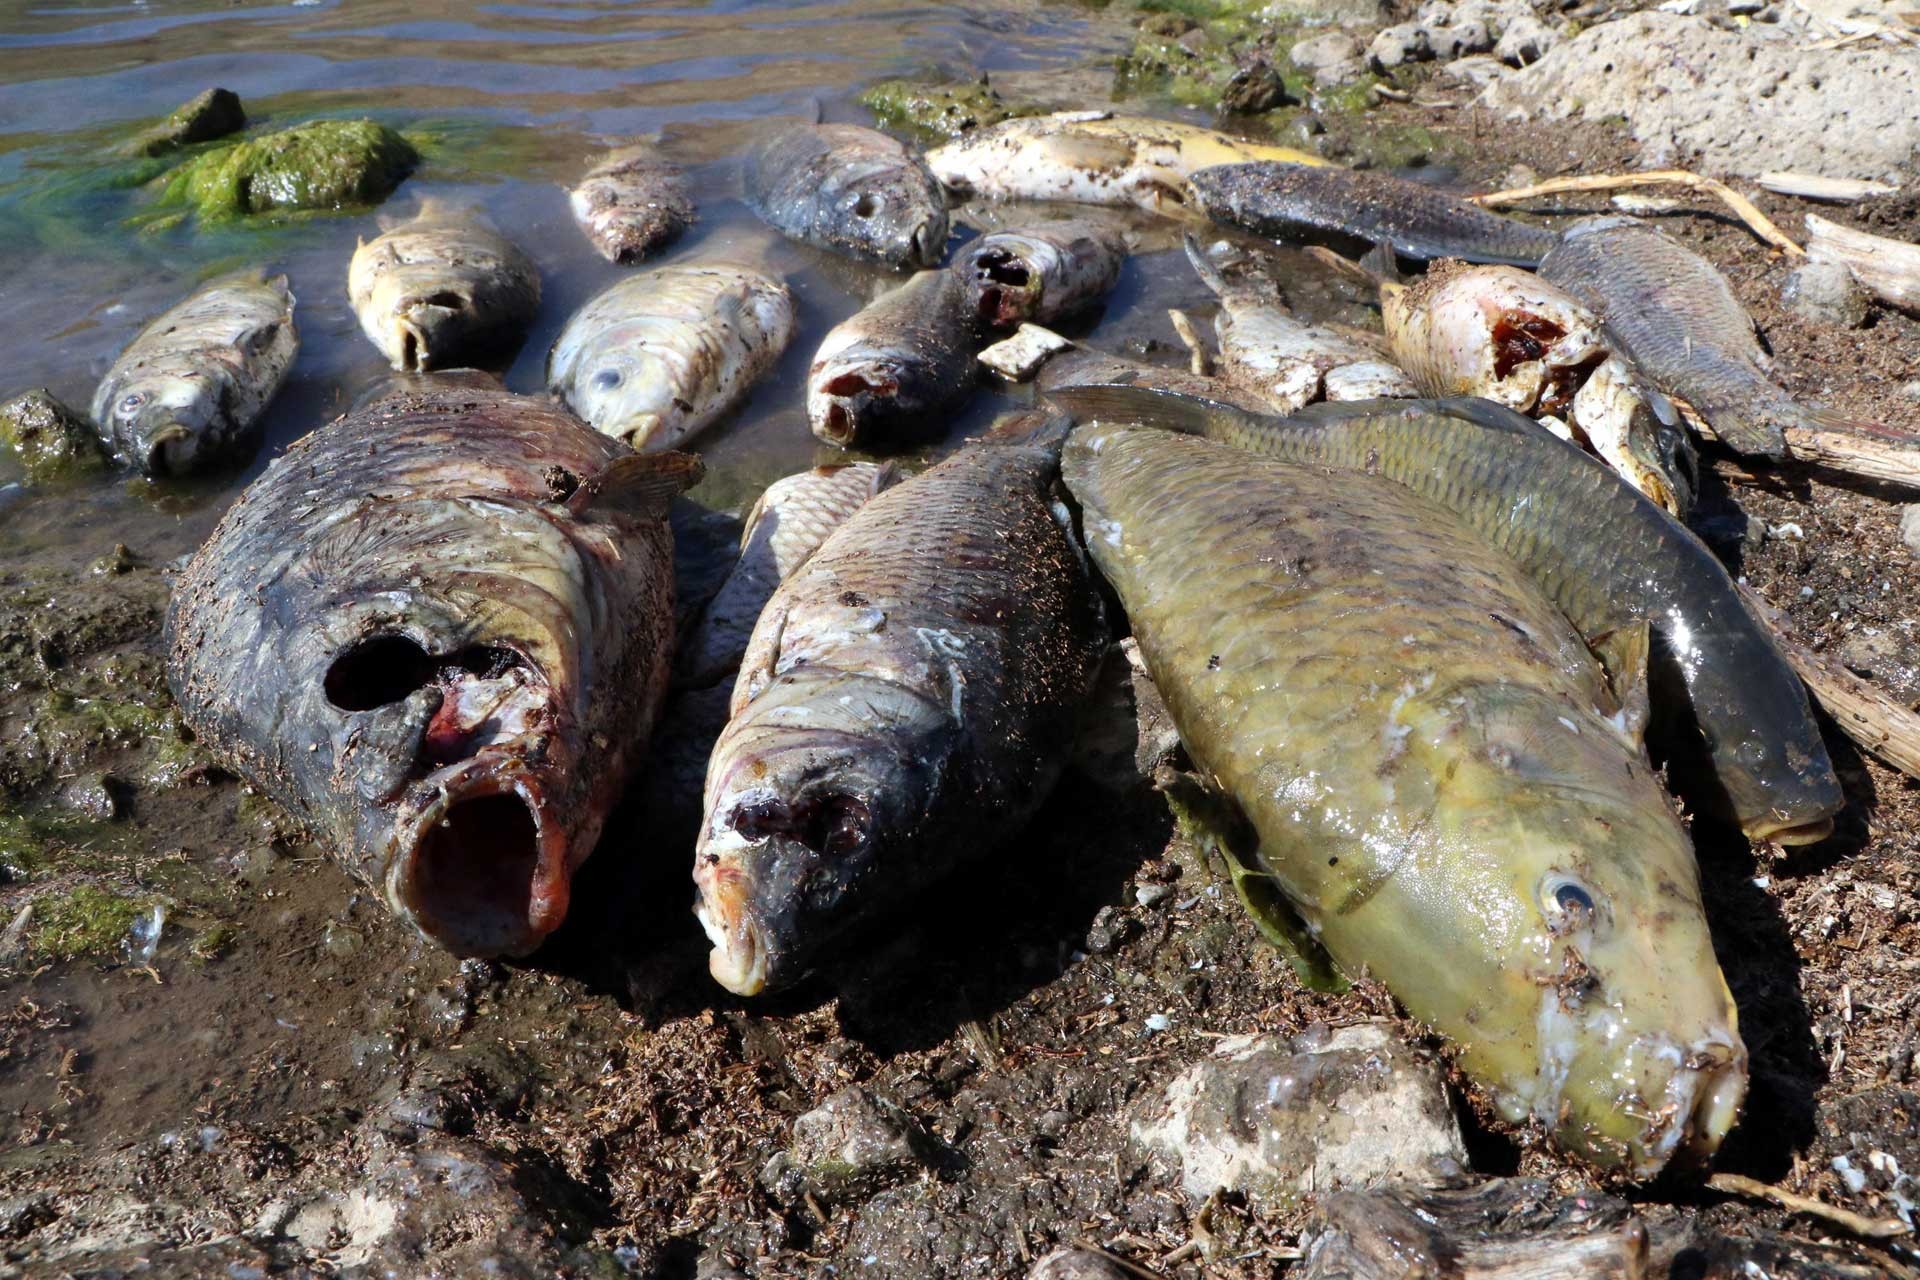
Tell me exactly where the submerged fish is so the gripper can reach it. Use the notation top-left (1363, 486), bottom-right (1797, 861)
top-left (91, 271), bottom-right (296, 476)
top-left (1063, 421), bottom-right (1745, 1177)
top-left (348, 203), bottom-right (541, 372)
top-left (694, 414), bottom-right (1106, 994)
top-left (807, 268), bottom-right (979, 449)
top-left (1539, 217), bottom-right (1800, 459)
top-left (1049, 385), bottom-right (1842, 845)
top-left (1188, 163), bottom-right (1561, 267)
top-left (548, 262), bottom-right (793, 450)
top-left (1186, 237), bottom-right (1414, 411)
top-left (955, 224), bottom-right (1127, 330)
top-left (166, 385), bottom-right (700, 957)
top-left (1381, 259), bottom-right (1695, 514)
top-left (926, 111), bottom-right (1327, 216)
top-left (743, 121), bottom-right (948, 269)
top-left (569, 141), bottom-right (694, 263)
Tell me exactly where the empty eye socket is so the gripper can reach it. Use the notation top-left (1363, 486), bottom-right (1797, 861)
top-left (729, 791), bottom-right (872, 857)
top-left (325, 634), bottom-right (438, 711)
top-left (421, 291), bottom-right (466, 310)
top-left (591, 368), bottom-right (622, 390)
top-left (1541, 872), bottom-right (1602, 934)
top-left (852, 192), bottom-right (880, 218)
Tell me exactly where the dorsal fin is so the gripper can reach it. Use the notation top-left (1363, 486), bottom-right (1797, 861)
top-left (566, 451), bottom-right (704, 520)
top-left (1045, 382), bottom-right (1269, 439)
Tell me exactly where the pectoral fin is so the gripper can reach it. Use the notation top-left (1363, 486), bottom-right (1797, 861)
top-left (1588, 620), bottom-right (1653, 746)
top-left (567, 450), bottom-right (705, 521)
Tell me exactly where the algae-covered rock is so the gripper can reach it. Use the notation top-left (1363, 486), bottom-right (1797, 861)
top-left (124, 88), bottom-right (246, 158)
top-left (0, 390), bottom-right (108, 486)
top-left (155, 119), bottom-right (419, 220)
top-left (26, 884), bottom-right (153, 963)
top-left (859, 77), bottom-right (1032, 139)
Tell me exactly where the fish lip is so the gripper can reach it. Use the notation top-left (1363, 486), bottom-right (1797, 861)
top-left (1745, 814), bottom-right (1835, 846)
top-left (138, 422), bottom-right (195, 476)
top-left (1641, 1033), bottom-right (1747, 1176)
top-left (621, 412), bottom-right (666, 450)
top-left (909, 216), bottom-right (945, 268)
top-left (694, 878), bottom-right (771, 996)
top-left (388, 753), bottom-right (573, 958)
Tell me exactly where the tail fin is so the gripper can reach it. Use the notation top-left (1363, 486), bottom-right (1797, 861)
top-left (1044, 382), bottom-right (1271, 440)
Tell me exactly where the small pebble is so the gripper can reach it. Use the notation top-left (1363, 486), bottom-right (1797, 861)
top-left (1780, 261), bottom-right (1869, 329)
top-left (1901, 505), bottom-right (1920, 560)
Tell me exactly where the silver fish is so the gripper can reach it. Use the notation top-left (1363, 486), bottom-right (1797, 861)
top-left (569, 141), bottom-right (694, 264)
top-left (348, 203), bottom-right (540, 372)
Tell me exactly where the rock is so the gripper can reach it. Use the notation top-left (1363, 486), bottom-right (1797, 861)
top-left (1220, 61), bottom-right (1294, 114)
top-left (1493, 13), bottom-right (1555, 65)
top-left (1485, 13), bottom-right (1920, 181)
top-left (859, 77), bottom-right (1032, 140)
top-left (1837, 628), bottom-right (1910, 689)
top-left (1030, 1248), bottom-right (1134, 1280)
top-left (1131, 1023), bottom-right (1466, 1213)
top-left (1430, 19), bottom-right (1494, 59)
top-left (0, 389), bottom-right (107, 486)
top-left (761, 1086), bottom-right (941, 1206)
top-left (1084, 903), bottom-right (1131, 955)
top-left (153, 118), bottom-right (419, 221)
top-left (1368, 22), bottom-right (1433, 70)
top-left (1258, 0), bottom-right (1391, 27)
top-left (1315, 58), bottom-right (1368, 87)
top-left (1781, 261), bottom-right (1870, 328)
top-left (1292, 32), bottom-right (1364, 71)
top-left (1441, 54), bottom-right (1508, 88)
top-left (1902, 504), bottom-right (1920, 559)
top-left (125, 87), bottom-right (245, 157)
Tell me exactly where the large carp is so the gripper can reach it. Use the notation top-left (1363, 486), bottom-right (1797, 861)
top-left (743, 120), bottom-right (948, 269)
top-left (1061, 421), bottom-right (1745, 1177)
top-left (166, 384), bottom-right (699, 957)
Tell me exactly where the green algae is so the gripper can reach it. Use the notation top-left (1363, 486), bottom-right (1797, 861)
top-left (27, 885), bottom-right (151, 963)
top-left (859, 78), bottom-right (1035, 139)
top-left (151, 119), bottom-right (419, 222)
top-left (0, 390), bottom-right (108, 487)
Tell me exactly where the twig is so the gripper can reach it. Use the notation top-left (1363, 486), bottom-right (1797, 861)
top-left (1757, 172), bottom-right (1898, 204)
top-left (1167, 309), bottom-right (1211, 377)
top-left (1470, 169), bottom-right (1805, 256)
top-left (1707, 1171), bottom-right (1911, 1239)
top-left (1370, 84), bottom-right (1412, 102)
top-left (1685, 404), bottom-right (1920, 491)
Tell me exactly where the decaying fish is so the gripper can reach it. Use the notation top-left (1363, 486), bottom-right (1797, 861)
top-left (926, 111), bottom-right (1327, 216)
top-left (569, 141), bottom-right (694, 263)
top-left (348, 202), bottom-right (541, 371)
top-left (548, 261), bottom-right (793, 450)
top-left (1025, 336), bottom-right (1271, 410)
top-left (955, 224), bottom-right (1127, 330)
top-left (807, 268), bottom-right (978, 448)
top-left (91, 270), bottom-right (296, 475)
top-left (743, 121), bottom-right (948, 269)
top-left (694, 414), bottom-right (1107, 994)
top-left (1186, 237), bottom-right (1414, 411)
top-left (1381, 259), bottom-right (1695, 514)
top-left (676, 462), bottom-right (900, 687)
top-left (166, 384), bottom-right (700, 957)
top-left (1188, 162), bottom-right (1561, 267)
top-left (1539, 217), bottom-right (1802, 460)
top-left (1061, 419), bottom-right (1745, 1177)
top-left (1049, 385), bottom-right (1843, 845)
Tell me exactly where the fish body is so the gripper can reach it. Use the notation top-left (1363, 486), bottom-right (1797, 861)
top-left (1048, 385), bottom-right (1842, 845)
top-left (348, 205), bottom-right (540, 371)
top-left (165, 385), bottom-right (700, 957)
top-left (548, 262), bottom-right (793, 450)
top-left (956, 224), bottom-right (1127, 330)
top-left (1189, 162), bottom-right (1561, 267)
top-left (807, 268), bottom-right (979, 448)
top-left (1063, 422), bottom-right (1745, 1177)
top-left (1539, 217), bottom-right (1793, 459)
top-left (1033, 341), bottom-right (1271, 410)
top-left (91, 271), bottom-right (296, 475)
top-left (569, 142), bottom-right (694, 263)
top-left (743, 121), bottom-right (948, 269)
top-left (1381, 259), bottom-right (1694, 514)
top-left (926, 111), bottom-right (1327, 216)
top-left (694, 418), bottom-right (1106, 994)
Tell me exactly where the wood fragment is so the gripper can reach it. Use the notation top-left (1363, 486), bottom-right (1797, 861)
top-left (1708, 1172), bottom-right (1911, 1241)
top-left (1166, 309), bottom-right (1211, 377)
top-left (1687, 406), bottom-right (1920, 492)
top-left (1370, 83), bottom-right (1411, 102)
top-left (1806, 212), bottom-right (1920, 312)
top-left (1758, 172), bottom-right (1899, 204)
top-left (1470, 169), bottom-right (1806, 256)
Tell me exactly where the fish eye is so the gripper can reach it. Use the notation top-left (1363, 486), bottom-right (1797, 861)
top-left (118, 391), bottom-right (148, 415)
top-left (1541, 872), bottom-right (1603, 934)
top-left (591, 368), bottom-right (622, 390)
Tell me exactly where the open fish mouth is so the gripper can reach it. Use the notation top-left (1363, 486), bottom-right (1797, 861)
top-left (815, 365), bottom-right (900, 446)
top-left (909, 216), bottom-right (945, 268)
top-left (1634, 1033), bottom-right (1747, 1176)
top-left (139, 422), bottom-right (196, 476)
top-left (694, 865), bottom-right (770, 996)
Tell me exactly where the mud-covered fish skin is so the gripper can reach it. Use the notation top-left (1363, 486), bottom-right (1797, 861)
top-left (808, 268), bottom-right (979, 449)
top-left (1031, 340), bottom-right (1271, 411)
top-left (1064, 422), bottom-right (1745, 1177)
top-left (1189, 162), bottom-right (1561, 267)
top-left (549, 262), bottom-right (793, 451)
top-left (1187, 237), bottom-right (1414, 412)
top-left (694, 415), bottom-right (1107, 995)
top-left (91, 271), bottom-right (296, 476)
top-left (165, 385), bottom-right (700, 958)
top-left (569, 141), bottom-right (694, 263)
top-left (1048, 385), bottom-right (1841, 845)
top-left (676, 462), bottom-right (900, 687)
top-left (348, 203), bottom-right (540, 372)
top-left (1380, 259), bottom-right (1693, 514)
top-left (1539, 217), bottom-right (1797, 459)
top-left (744, 121), bottom-right (948, 269)
top-left (927, 111), bottom-right (1327, 216)
top-left (956, 224), bottom-right (1127, 330)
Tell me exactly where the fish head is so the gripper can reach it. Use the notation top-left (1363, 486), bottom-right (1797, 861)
top-left (694, 674), bottom-right (949, 995)
top-left (102, 371), bottom-right (224, 475)
top-left (807, 354), bottom-right (908, 448)
top-left (564, 343), bottom-right (682, 449)
top-left (963, 238), bottom-right (1046, 329)
top-left (1382, 681), bottom-right (1746, 1177)
top-left (831, 170), bottom-right (948, 269)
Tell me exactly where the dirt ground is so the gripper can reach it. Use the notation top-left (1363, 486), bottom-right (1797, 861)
top-left (6, 6), bottom-right (1920, 1280)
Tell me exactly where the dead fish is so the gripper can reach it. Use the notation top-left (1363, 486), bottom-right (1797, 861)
top-left (1538, 217), bottom-right (1805, 460)
top-left (548, 261), bottom-right (793, 450)
top-left (1186, 237), bottom-right (1414, 411)
top-left (676, 462), bottom-right (900, 687)
top-left (693, 413), bottom-right (1106, 994)
top-left (1029, 337), bottom-right (1271, 410)
top-left (1188, 163), bottom-right (1562, 267)
top-left (955, 224), bottom-right (1127, 330)
top-left (807, 268), bottom-right (979, 448)
top-left (927, 110), bottom-right (1327, 216)
top-left (743, 120), bottom-right (948, 269)
top-left (348, 202), bottom-right (540, 372)
top-left (569, 141), bottom-right (694, 263)
top-left (165, 384), bottom-right (700, 957)
top-left (1380, 258), bottom-right (1696, 514)
top-left (91, 270), bottom-right (296, 475)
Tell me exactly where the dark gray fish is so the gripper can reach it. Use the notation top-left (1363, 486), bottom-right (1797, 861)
top-left (569, 141), bottom-right (694, 264)
top-left (807, 268), bottom-right (979, 448)
top-left (955, 224), bottom-right (1126, 330)
top-left (1189, 162), bottom-right (1561, 268)
top-left (743, 121), bottom-right (948, 269)
top-left (166, 385), bottom-right (701, 957)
